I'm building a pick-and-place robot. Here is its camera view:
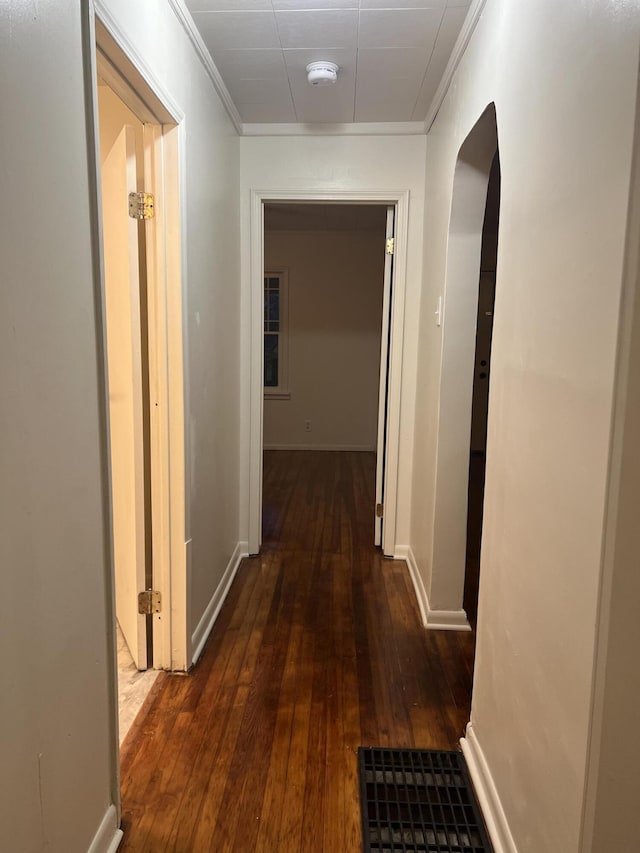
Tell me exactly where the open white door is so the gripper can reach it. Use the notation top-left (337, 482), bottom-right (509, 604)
top-left (375, 206), bottom-right (395, 547)
top-left (101, 126), bottom-right (147, 669)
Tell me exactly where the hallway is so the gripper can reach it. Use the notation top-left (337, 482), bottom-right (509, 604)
top-left (120, 451), bottom-right (475, 851)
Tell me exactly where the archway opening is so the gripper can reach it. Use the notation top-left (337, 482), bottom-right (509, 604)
top-left (428, 104), bottom-right (500, 635)
top-left (464, 153), bottom-right (501, 627)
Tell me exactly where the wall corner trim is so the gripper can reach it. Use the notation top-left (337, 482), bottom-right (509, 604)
top-left (87, 804), bottom-right (123, 853)
top-left (423, 0), bottom-right (489, 132)
top-left (397, 546), bottom-right (471, 631)
top-left (460, 724), bottom-right (518, 853)
top-left (166, 0), bottom-right (243, 135)
top-left (191, 541), bottom-right (248, 665)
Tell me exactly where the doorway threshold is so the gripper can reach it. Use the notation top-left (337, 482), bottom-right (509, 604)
top-left (116, 623), bottom-right (160, 745)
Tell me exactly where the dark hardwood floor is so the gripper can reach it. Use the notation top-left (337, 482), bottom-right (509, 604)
top-left (120, 450), bottom-right (475, 851)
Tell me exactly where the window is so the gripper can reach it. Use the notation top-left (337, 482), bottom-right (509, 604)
top-left (264, 270), bottom-right (289, 398)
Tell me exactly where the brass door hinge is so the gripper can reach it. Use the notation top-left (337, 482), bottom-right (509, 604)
top-left (138, 589), bottom-right (161, 615)
top-left (385, 237), bottom-right (394, 255)
top-left (376, 503), bottom-right (384, 518)
top-left (129, 192), bottom-right (155, 220)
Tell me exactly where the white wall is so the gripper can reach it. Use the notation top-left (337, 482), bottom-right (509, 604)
top-left (240, 134), bottom-right (426, 548)
top-left (411, 1), bottom-right (640, 851)
top-left (1, 0), bottom-right (241, 847)
top-left (582, 71), bottom-right (640, 852)
top-left (263, 229), bottom-right (385, 451)
top-left (0, 3), bottom-right (117, 849)
top-left (99, 0), bottom-right (242, 644)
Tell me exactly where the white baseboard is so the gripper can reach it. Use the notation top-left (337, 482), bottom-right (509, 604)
top-left (263, 443), bottom-right (376, 452)
top-left (87, 804), bottom-right (123, 853)
top-left (396, 546), bottom-right (471, 632)
top-left (425, 607), bottom-right (471, 631)
top-left (460, 723), bottom-right (517, 853)
top-left (191, 540), bottom-right (248, 665)
top-left (396, 545), bottom-right (429, 626)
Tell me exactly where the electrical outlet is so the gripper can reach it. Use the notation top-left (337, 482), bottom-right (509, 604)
top-left (304, 419), bottom-right (312, 432)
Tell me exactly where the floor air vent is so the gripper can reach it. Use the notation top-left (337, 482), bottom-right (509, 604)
top-left (358, 747), bottom-right (492, 853)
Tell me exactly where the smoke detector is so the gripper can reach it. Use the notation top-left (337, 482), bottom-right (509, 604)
top-left (306, 61), bottom-right (339, 86)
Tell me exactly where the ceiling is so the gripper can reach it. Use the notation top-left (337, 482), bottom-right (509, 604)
top-left (183, 0), bottom-right (473, 126)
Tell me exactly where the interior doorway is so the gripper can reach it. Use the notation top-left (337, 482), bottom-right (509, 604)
top-left (260, 202), bottom-right (393, 549)
top-left (91, 19), bottom-right (189, 752)
top-left (464, 154), bottom-right (501, 627)
top-left (428, 104), bottom-right (499, 631)
top-left (97, 76), bottom-right (160, 742)
top-left (249, 190), bottom-right (410, 558)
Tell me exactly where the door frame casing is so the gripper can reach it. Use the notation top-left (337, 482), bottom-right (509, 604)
top-left (375, 205), bottom-right (396, 547)
top-left (248, 189), bottom-right (410, 557)
top-left (91, 1), bottom-right (190, 672)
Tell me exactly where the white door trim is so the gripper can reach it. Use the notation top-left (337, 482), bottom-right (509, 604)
top-left (248, 189), bottom-right (410, 557)
top-left (375, 206), bottom-right (396, 547)
top-left (92, 1), bottom-right (190, 672)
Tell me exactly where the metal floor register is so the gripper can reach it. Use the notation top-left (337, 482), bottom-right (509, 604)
top-left (358, 747), bottom-right (493, 853)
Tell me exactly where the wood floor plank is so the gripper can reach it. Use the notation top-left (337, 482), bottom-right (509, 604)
top-left (120, 450), bottom-right (475, 850)
top-left (183, 684), bottom-right (251, 852)
top-left (171, 559), bottom-right (284, 851)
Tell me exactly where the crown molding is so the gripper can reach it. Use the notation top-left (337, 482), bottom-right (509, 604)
top-left (423, 0), bottom-right (489, 132)
top-left (242, 121), bottom-right (426, 138)
top-left (167, 0), bottom-right (243, 135)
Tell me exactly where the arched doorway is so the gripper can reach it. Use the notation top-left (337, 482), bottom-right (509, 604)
top-left (428, 104), bottom-right (500, 632)
top-left (465, 153), bottom-right (501, 627)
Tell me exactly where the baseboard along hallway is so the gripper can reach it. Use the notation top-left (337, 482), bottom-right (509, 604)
top-left (118, 450), bottom-right (475, 850)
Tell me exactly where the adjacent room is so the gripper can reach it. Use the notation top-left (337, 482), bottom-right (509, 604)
top-left (261, 202), bottom-right (388, 550)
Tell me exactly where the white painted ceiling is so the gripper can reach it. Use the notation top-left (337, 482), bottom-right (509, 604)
top-left (183, 0), bottom-right (472, 125)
